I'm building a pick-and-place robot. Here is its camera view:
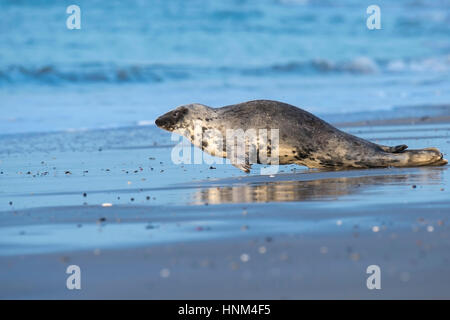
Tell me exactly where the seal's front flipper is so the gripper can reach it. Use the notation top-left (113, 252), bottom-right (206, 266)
top-left (232, 162), bottom-right (252, 173)
top-left (379, 144), bottom-right (408, 153)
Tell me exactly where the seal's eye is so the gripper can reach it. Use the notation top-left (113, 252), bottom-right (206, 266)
top-left (172, 111), bottom-right (179, 118)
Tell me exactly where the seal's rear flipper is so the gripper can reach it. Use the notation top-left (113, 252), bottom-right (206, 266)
top-left (429, 158), bottom-right (448, 166)
top-left (391, 147), bottom-right (447, 167)
top-left (379, 144), bottom-right (408, 153)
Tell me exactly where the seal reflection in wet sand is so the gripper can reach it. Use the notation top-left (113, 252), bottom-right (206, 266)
top-left (155, 100), bottom-right (448, 173)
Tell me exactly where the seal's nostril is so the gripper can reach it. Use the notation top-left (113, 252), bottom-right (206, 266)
top-left (155, 118), bottom-right (162, 126)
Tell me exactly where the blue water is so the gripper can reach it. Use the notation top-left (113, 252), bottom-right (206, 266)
top-left (1, 0), bottom-right (449, 134)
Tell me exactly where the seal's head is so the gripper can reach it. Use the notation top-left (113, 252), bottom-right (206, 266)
top-left (155, 103), bottom-right (212, 134)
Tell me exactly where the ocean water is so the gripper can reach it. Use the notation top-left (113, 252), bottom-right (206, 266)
top-left (1, 0), bottom-right (450, 134)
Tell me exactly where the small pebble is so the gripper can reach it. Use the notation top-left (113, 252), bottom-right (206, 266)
top-left (258, 246), bottom-right (267, 254)
top-left (160, 268), bottom-right (170, 278)
top-left (240, 253), bottom-right (250, 262)
top-left (350, 253), bottom-right (360, 261)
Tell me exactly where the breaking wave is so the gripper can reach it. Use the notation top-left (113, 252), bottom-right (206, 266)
top-left (1, 56), bottom-right (449, 85)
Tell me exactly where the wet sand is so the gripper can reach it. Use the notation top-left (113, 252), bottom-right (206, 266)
top-left (1, 118), bottom-right (449, 299)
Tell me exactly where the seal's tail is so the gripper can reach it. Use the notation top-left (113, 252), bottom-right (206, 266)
top-left (389, 147), bottom-right (448, 167)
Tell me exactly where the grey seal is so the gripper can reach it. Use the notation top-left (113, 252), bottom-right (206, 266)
top-left (155, 100), bottom-right (447, 173)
